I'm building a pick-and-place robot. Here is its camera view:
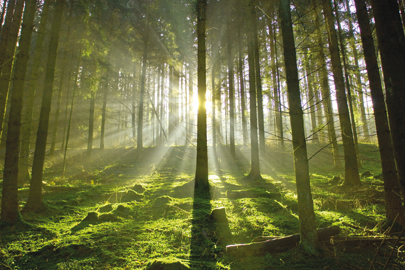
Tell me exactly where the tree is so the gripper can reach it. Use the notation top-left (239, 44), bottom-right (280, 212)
top-left (354, 0), bottom-right (405, 225)
top-left (1, 0), bottom-right (37, 224)
top-left (279, 0), bottom-right (318, 252)
top-left (369, 0), bottom-right (405, 200)
top-left (18, 0), bottom-right (51, 183)
top-left (246, 0), bottom-right (262, 181)
top-left (195, 0), bottom-right (208, 189)
top-left (321, 0), bottom-right (360, 186)
top-left (24, 0), bottom-right (66, 212)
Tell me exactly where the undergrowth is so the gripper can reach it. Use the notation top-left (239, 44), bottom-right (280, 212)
top-left (0, 143), bottom-right (403, 269)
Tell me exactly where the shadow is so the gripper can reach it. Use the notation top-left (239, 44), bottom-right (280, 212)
top-left (189, 184), bottom-right (218, 269)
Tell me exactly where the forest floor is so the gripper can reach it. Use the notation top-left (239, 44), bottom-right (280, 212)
top-left (0, 142), bottom-right (404, 269)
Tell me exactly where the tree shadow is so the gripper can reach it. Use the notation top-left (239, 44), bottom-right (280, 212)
top-left (189, 183), bottom-right (228, 268)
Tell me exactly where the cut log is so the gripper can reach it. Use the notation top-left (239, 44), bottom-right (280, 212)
top-left (226, 226), bottom-right (340, 256)
top-left (330, 236), bottom-right (405, 245)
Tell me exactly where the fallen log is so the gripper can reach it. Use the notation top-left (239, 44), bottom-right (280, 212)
top-left (226, 226), bottom-right (340, 256)
top-left (330, 236), bottom-right (405, 245)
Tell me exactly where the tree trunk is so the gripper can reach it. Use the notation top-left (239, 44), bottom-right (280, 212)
top-left (87, 91), bottom-right (95, 157)
top-left (0, 0), bottom-right (24, 139)
top-left (279, 0), bottom-right (318, 250)
top-left (252, 6), bottom-right (265, 153)
top-left (62, 52), bottom-right (81, 178)
top-left (1, 0), bottom-right (36, 224)
top-left (228, 29), bottom-right (235, 159)
top-left (304, 48), bottom-right (319, 143)
top-left (0, 0), bottom-right (16, 72)
top-left (345, 0), bottom-right (369, 141)
top-left (368, 0), bottom-right (405, 214)
top-left (137, 25), bottom-right (148, 150)
top-left (18, 0), bottom-right (51, 183)
top-left (23, 0), bottom-right (66, 212)
top-left (313, 1), bottom-right (341, 168)
top-left (246, 0), bottom-right (261, 181)
top-left (100, 79), bottom-right (107, 150)
top-left (322, 0), bottom-right (360, 186)
top-left (0, 0), bottom-right (8, 33)
top-left (238, 27), bottom-right (248, 146)
top-left (195, 0), bottom-right (208, 189)
top-left (333, 0), bottom-right (361, 169)
top-left (212, 56), bottom-right (217, 153)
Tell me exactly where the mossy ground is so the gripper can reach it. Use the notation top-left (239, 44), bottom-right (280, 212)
top-left (0, 143), bottom-right (403, 269)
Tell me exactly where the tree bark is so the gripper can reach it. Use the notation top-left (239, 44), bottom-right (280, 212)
top-left (227, 226), bottom-right (338, 256)
top-left (24, 0), bottom-right (66, 212)
top-left (279, 0), bottom-right (318, 250)
top-left (87, 91), bottom-right (95, 157)
top-left (195, 0), bottom-right (208, 189)
top-left (252, 5), bottom-right (265, 153)
top-left (304, 47), bottom-right (319, 143)
top-left (238, 28), bottom-right (248, 146)
top-left (321, 0), bottom-right (360, 186)
top-left (369, 0), bottom-right (405, 202)
top-left (137, 21), bottom-right (148, 150)
top-left (0, 0), bottom-right (25, 139)
top-left (228, 29), bottom-right (235, 158)
top-left (313, 1), bottom-right (341, 168)
top-left (246, 0), bottom-right (261, 181)
top-left (18, 0), bottom-right (51, 183)
top-left (1, 0), bottom-right (36, 224)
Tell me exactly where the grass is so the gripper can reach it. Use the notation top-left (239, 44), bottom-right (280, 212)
top-left (0, 142), bottom-right (404, 269)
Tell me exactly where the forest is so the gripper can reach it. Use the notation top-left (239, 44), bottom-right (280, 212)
top-left (0, 0), bottom-right (405, 269)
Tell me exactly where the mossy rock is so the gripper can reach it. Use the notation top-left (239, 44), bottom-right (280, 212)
top-left (211, 207), bottom-right (228, 223)
top-left (361, 171), bottom-right (372, 178)
top-left (82, 212), bottom-right (99, 223)
top-left (99, 204), bottom-right (113, 213)
top-left (132, 184), bottom-right (146, 193)
top-left (114, 204), bottom-right (131, 214)
top-left (146, 259), bottom-right (189, 270)
top-left (122, 190), bottom-right (144, 202)
top-left (153, 196), bottom-right (172, 208)
top-left (98, 214), bottom-right (121, 223)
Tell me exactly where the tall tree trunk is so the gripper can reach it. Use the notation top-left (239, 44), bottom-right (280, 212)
top-left (345, 0), bottom-right (369, 140)
top-left (238, 27), bottom-right (248, 146)
top-left (273, 24), bottom-right (284, 147)
top-left (252, 6), bottom-right (265, 153)
top-left (228, 29), bottom-right (235, 159)
top-left (23, 0), bottom-right (66, 212)
top-left (334, 0), bottom-right (361, 168)
top-left (321, 0), bottom-right (360, 186)
top-left (87, 91), bottom-right (95, 157)
top-left (0, 0), bottom-right (16, 72)
top-left (354, 0), bottom-right (405, 225)
top-left (0, 0), bottom-right (8, 33)
top-left (137, 27), bottom-right (148, 150)
top-left (304, 47), bottom-right (319, 143)
top-left (313, 1), bottom-right (341, 168)
top-left (18, 0), bottom-right (51, 183)
top-left (1, 0), bottom-right (36, 224)
top-left (62, 51), bottom-right (81, 178)
top-left (195, 0), bottom-right (208, 189)
top-left (246, 0), bottom-right (261, 181)
top-left (369, 0), bottom-right (405, 205)
top-left (279, 0), bottom-right (318, 251)
top-left (0, 0), bottom-right (24, 139)
top-left (212, 57), bottom-right (217, 153)
top-left (100, 79), bottom-right (108, 150)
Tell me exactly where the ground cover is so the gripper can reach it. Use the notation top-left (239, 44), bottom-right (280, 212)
top-left (0, 143), bottom-right (403, 269)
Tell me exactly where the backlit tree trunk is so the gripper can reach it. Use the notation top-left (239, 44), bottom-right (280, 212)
top-left (1, 0), bottom-right (36, 224)
top-left (24, 0), bottom-right (66, 212)
top-left (354, 0), bottom-right (405, 225)
top-left (322, 0), bottom-right (360, 186)
top-left (279, 0), bottom-right (318, 251)
top-left (195, 0), bottom-right (208, 189)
